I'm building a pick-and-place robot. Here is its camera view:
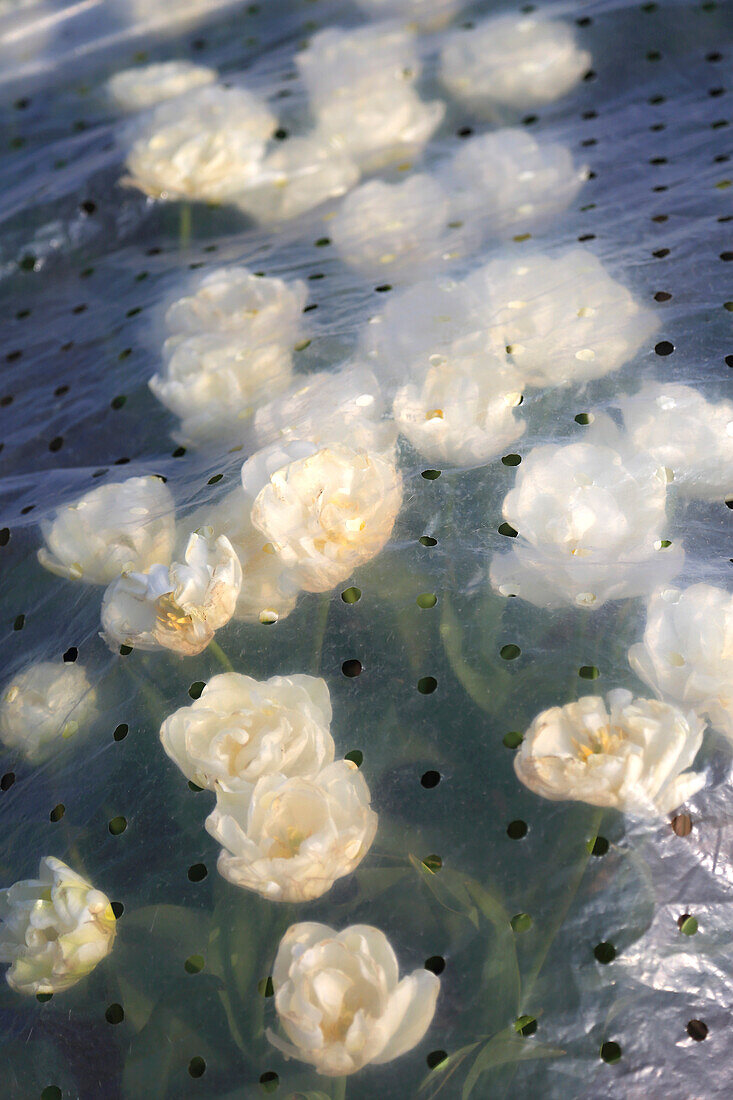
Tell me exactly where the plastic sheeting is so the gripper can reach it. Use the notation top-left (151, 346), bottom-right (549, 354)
top-left (0, 0), bottom-right (731, 1097)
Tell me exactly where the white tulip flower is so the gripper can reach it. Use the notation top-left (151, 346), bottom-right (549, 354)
top-left (0, 857), bottom-right (116, 995)
top-left (613, 382), bottom-right (733, 503)
top-left (440, 14), bottom-right (591, 115)
top-left (206, 760), bottom-right (378, 902)
top-left (123, 84), bottom-right (276, 202)
top-left (164, 265), bottom-right (307, 345)
top-left (243, 442), bottom-right (403, 593)
top-left (331, 174), bottom-right (451, 277)
top-left (253, 365), bottom-right (397, 457)
top-left (150, 333), bottom-right (293, 447)
top-left (160, 672), bottom-right (334, 795)
top-left (515, 689), bottom-right (706, 819)
top-left (185, 489), bottom-right (301, 624)
top-left (629, 584), bottom-right (733, 743)
top-left (490, 437), bottom-right (682, 610)
top-left (37, 476), bottom-right (175, 584)
top-left (463, 250), bottom-right (658, 389)
top-left (106, 60), bottom-right (217, 112)
top-left (236, 135), bottom-right (359, 223)
top-left (442, 129), bottom-right (587, 237)
top-left (362, 250), bottom-right (656, 391)
top-left (297, 26), bottom-right (444, 171)
top-left (101, 529), bottom-right (242, 656)
top-left (0, 662), bottom-right (96, 763)
top-left (268, 922), bottom-right (440, 1075)
top-left (393, 358), bottom-right (525, 467)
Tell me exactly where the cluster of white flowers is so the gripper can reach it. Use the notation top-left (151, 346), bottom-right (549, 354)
top-left (515, 689), bottom-right (706, 819)
top-left (490, 434), bottom-right (682, 610)
top-left (160, 673), bottom-right (377, 902)
top-left (296, 24), bottom-right (445, 172)
top-left (107, 60), bottom-right (217, 112)
top-left (0, 661), bottom-right (96, 762)
top-left (122, 82), bottom-right (357, 221)
top-left (440, 13), bottom-right (591, 116)
top-left (361, 249), bottom-right (656, 465)
top-left (629, 584), bottom-right (733, 743)
top-left (268, 921), bottom-right (440, 1074)
top-left (150, 266), bottom-right (307, 447)
top-left (0, 857), bottom-right (116, 995)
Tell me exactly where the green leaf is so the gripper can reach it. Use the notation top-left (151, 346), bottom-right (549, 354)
top-left (409, 854), bottom-right (479, 928)
top-left (419, 1042), bottom-right (481, 1097)
top-left (462, 1028), bottom-right (564, 1098)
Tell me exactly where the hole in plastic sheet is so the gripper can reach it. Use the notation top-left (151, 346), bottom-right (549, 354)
top-left (502, 453), bottom-right (522, 466)
top-left (37, 992), bottom-right (53, 1004)
top-left (579, 665), bottom-right (600, 680)
top-left (184, 954), bottom-right (205, 975)
top-left (419, 535), bottom-right (438, 547)
top-left (588, 836), bottom-right (610, 857)
top-left (49, 804), bottom-right (65, 823)
top-left (105, 1003), bottom-right (124, 1025)
top-left (511, 913), bottom-right (533, 934)
top-left (421, 469), bottom-right (441, 480)
top-left (426, 1050), bottom-right (448, 1070)
top-left (342, 659), bottom-right (362, 678)
top-left (500, 644), bottom-right (521, 661)
top-left (188, 681), bottom-right (206, 700)
top-left (48, 437), bottom-right (63, 453)
top-left (259, 1072), bottom-right (279, 1093)
top-left (677, 914), bottom-right (698, 935)
top-left (424, 955), bottom-right (445, 976)
top-left (655, 340), bottom-right (675, 356)
top-left (62, 647), bottom-right (78, 663)
top-left (671, 813), bottom-right (693, 837)
top-left (13, 615), bottom-right (24, 631)
top-left (258, 976), bottom-right (274, 997)
top-left (503, 731), bottom-right (524, 749)
top-left (417, 593), bottom-right (438, 609)
top-left (600, 1041), bottom-right (622, 1063)
top-left (515, 1015), bottom-right (537, 1037)
top-left (654, 291), bottom-right (672, 302)
top-left (108, 816), bottom-right (127, 836)
top-left (119, 645), bottom-right (133, 656)
top-left (344, 750), bottom-right (363, 767)
top-left (188, 1057), bottom-right (206, 1078)
top-left (423, 854), bottom-right (442, 873)
top-left (341, 586), bottom-right (361, 604)
top-left (1, 773), bottom-right (16, 791)
top-left (687, 1019), bottom-right (709, 1041)
top-left (507, 820), bottom-right (528, 840)
top-left (188, 863), bottom-right (208, 883)
top-left (498, 523), bottom-right (518, 538)
top-left (40, 1089), bottom-right (61, 1100)
top-left (418, 676), bottom-right (437, 694)
top-left (113, 724), bottom-right (128, 742)
top-left (0, 529), bottom-right (9, 547)
top-left (110, 395), bottom-right (127, 410)
top-left (421, 770), bottom-right (441, 789)
top-left (594, 941), bottom-right (616, 964)
top-left (111, 901), bottom-right (124, 919)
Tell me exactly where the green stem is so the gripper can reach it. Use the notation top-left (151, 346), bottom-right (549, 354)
top-left (521, 807), bottom-right (603, 1009)
top-left (332, 1078), bottom-right (347, 1100)
top-left (311, 594), bottom-right (330, 675)
top-left (179, 202), bottom-right (192, 248)
top-left (208, 639), bottom-right (234, 672)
